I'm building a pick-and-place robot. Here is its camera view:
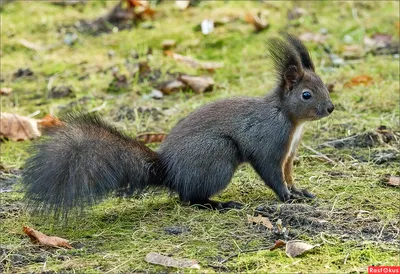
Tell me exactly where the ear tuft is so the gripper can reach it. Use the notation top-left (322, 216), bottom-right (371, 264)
top-left (267, 34), bottom-right (305, 90)
top-left (284, 33), bottom-right (315, 71)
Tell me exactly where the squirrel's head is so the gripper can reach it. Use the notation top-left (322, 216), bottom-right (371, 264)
top-left (267, 33), bottom-right (334, 122)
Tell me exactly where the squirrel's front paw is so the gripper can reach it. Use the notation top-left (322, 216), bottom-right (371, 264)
top-left (277, 187), bottom-right (292, 202)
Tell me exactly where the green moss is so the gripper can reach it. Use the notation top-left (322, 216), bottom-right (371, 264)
top-left (1, 1), bottom-right (399, 273)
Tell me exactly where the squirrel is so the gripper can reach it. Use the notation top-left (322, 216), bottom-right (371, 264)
top-left (22, 33), bottom-right (334, 218)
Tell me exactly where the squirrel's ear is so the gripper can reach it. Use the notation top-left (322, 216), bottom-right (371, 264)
top-left (284, 65), bottom-right (303, 90)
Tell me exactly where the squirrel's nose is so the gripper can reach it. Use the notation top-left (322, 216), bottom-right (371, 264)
top-left (327, 103), bottom-right (335, 114)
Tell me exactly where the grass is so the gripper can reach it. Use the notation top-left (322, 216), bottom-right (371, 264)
top-left (1, 1), bottom-right (399, 273)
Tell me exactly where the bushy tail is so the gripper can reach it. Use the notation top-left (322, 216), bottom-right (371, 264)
top-left (22, 112), bottom-right (162, 218)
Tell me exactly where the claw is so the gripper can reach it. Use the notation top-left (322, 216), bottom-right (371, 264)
top-left (301, 188), bottom-right (315, 199)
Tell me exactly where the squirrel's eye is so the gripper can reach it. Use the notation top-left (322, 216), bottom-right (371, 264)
top-left (302, 91), bottom-right (312, 100)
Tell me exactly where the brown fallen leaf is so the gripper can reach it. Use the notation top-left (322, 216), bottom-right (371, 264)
top-left (0, 113), bottom-right (41, 141)
top-left (178, 74), bottom-right (214, 94)
top-left (387, 176), bottom-right (400, 187)
top-left (270, 239), bottom-right (286, 251)
top-left (162, 39), bottom-right (176, 50)
top-left (326, 82), bottom-right (335, 93)
top-left (137, 133), bottom-right (166, 144)
top-left (299, 32), bottom-right (327, 43)
top-left (157, 79), bottom-right (186, 95)
top-left (38, 114), bottom-right (64, 129)
top-left (0, 87), bottom-right (12, 95)
top-left (244, 13), bottom-right (269, 32)
top-left (342, 44), bottom-right (364, 59)
top-left (247, 214), bottom-right (273, 229)
top-left (127, 0), bottom-right (156, 20)
top-left (165, 51), bottom-right (223, 72)
top-left (344, 75), bottom-right (373, 87)
top-left (145, 252), bottom-right (200, 269)
top-left (285, 240), bottom-right (315, 258)
top-left (364, 33), bottom-right (398, 55)
top-left (364, 33), bottom-right (393, 48)
top-left (23, 226), bottom-right (73, 249)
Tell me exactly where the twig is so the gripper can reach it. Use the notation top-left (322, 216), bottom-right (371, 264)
top-left (88, 102), bottom-right (107, 113)
top-left (28, 110), bottom-right (41, 118)
top-left (302, 144), bottom-right (337, 165)
top-left (207, 264), bottom-right (228, 270)
top-left (318, 134), bottom-right (360, 148)
top-left (377, 224), bottom-right (386, 239)
top-left (343, 252), bottom-right (350, 265)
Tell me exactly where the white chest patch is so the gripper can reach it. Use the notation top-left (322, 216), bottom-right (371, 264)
top-left (289, 123), bottom-right (305, 155)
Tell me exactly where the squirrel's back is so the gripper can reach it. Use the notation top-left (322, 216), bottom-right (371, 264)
top-left (158, 95), bottom-right (290, 202)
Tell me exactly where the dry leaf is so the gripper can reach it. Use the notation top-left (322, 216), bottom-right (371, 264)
top-left (287, 7), bottom-right (307, 20)
top-left (342, 45), bottom-right (364, 59)
top-left (23, 226), bottom-right (72, 249)
top-left (126, 0), bottom-right (155, 20)
top-left (175, 0), bottom-right (190, 10)
top-left (162, 39), bottom-right (176, 50)
top-left (0, 87), bottom-right (12, 95)
top-left (157, 79), bottom-right (186, 95)
top-left (270, 239), bottom-right (286, 251)
top-left (363, 33), bottom-right (398, 55)
top-left (38, 114), bottom-right (64, 129)
top-left (145, 252), bottom-right (200, 269)
top-left (364, 33), bottom-right (393, 48)
top-left (326, 82), bottom-right (335, 93)
top-left (137, 133), bottom-right (166, 144)
top-left (344, 75), bottom-right (373, 87)
top-left (178, 75), bottom-right (214, 94)
top-left (285, 240), bottom-right (315, 258)
top-left (165, 51), bottom-right (223, 72)
top-left (0, 113), bottom-right (41, 141)
top-left (245, 13), bottom-right (269, 32)
top-left (299, 32), bottom-right (326, 43)
top-left (247, 214), bottom-right (273, 229)
top-left (387, 176), bottom-right (400, 187)
top-left (148, 89), bottom-right (164, 99)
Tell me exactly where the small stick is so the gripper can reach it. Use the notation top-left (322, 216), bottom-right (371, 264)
top-left (88, 102), bottom-right (107, 113)
top-left (318, 134), bottom-right (360, 148)
top-left (302, 144), bottom-right (337, 165)
top-left (343, 252), bottom-right (350, 265)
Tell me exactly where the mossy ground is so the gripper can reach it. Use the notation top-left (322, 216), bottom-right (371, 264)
top-left (1, 1), bottom-right (399, 273)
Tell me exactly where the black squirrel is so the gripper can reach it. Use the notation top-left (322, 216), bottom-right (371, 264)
top-left (23, 34), bottom-right (334, 218)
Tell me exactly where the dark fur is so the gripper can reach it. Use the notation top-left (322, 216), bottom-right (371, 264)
top-left (284, 33), bottom-right (315, 71)
top-left (23, 112), bottom-right (161, 218)
top-left (22, 34), bottom-right (334, 218)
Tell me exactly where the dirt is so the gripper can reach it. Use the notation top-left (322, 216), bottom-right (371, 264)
top-left (320, 130), bottom-right (400, 149)
top-left (0, 169), bottom-right (21, 193)
top-left (48, 85), bottom-right (75, 99)
top-left (164, 226), bottom-right (191, 235)
top-left (13, 68), bottom-right (34, 79)
top-left (112, 105), bottom-right (164, 122)
top-left (254, 203), bottom-right (399, 244)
